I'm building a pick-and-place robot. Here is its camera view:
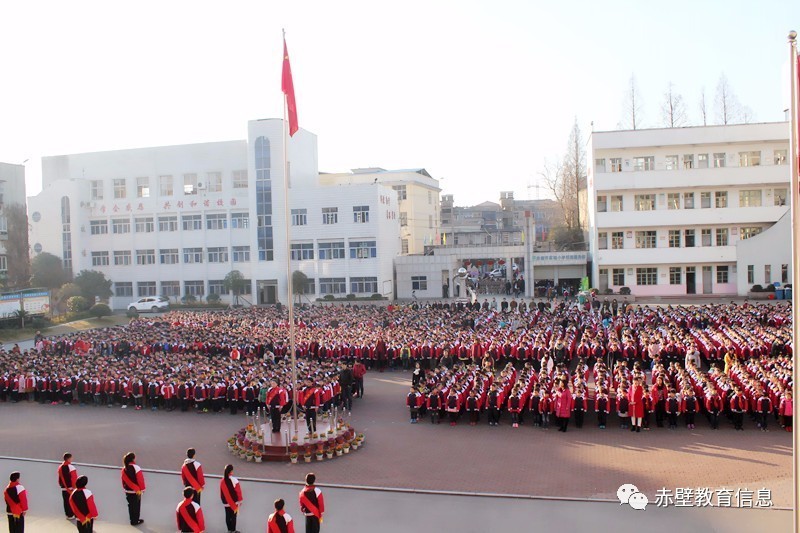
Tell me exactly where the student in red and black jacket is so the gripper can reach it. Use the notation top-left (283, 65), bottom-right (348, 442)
top-left (180, 448), bottom-right (205, 504)
top-left (445, 389), bottom-right (461, 426)
top-left (69, 475), bottom-right (98, 533)
top-left (268, 498), bottom-right (295, 533)
top-left (705, 390), bottom-right (723, 430)
top-left (4, 471), bottom-right (27, 533)
top-left (299, 379), bottom-right (322, 434)
top-left (219, 465), bottom-right (243, 533)
top-left (176, 486), bottom-right (205, 533)
top-left (756, 390), bottom-right (773, 432)
top-left (426, 386), bottom-right (443, 424)
top-left (406, 387), bottom-right (422, 424)
top-left (298, 473), bottom-right (324, 533)
top-left (266, 380), bottom-right (289, 433)
top-left (226, 381), bottom-right (240, 416)
top-left (120, 452), bottom-right (145, 526)
top-left (57, 452), bottom-right (78, 520)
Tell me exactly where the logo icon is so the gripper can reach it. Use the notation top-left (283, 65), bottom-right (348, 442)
top-left (617, 484), bottom-right (648, 511)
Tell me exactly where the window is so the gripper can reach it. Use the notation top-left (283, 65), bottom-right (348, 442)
top-left (635, 231), bottom-right (656, 249)
top-left (715, 191), bottom-right (728, 208)
top-left (135, 217), bottom-right (154, 233)
top-left (206, 213), bottom-right (228, 230)
top-left (739, 151), bottom-right (761, 167)
top-left (136, 177), bottom-right (150, 198)
top-left (290, 243), bottom-right (314, 260)
top-left (91, 180), bottom-right (104, 200)
top-left (683, 155), bottom-right (694, 169)
top-left (161, 281), bottom-right (180, 297)
top-left (774, 149), bottom-right (788, 165)
top-left (208, 280), bottom-right (226, 295)
top-left (401, 239), bottom-right (409, 254)
top-left (667, 193), bottom-right (680, 210)
top-left (400, 212), bottom-right (408, 226)
top-left (665, 155), bottom-right (679, 170)
top-left (697, 154), bottom-right (709, 169)
top-left (232, 170), bottom-right (248, 189)
top-left (598, 232), bottom-right (608, 249)
top-left (160, 175), bottom-right (173, 196)
top-left (683, 192), bottom-right (694, 209)
top-left (713, 153), bottom-right (726, 168)
top-left (594, 158), bottom-right (605, 173)
top-left (319, 277), bottom-right (346, 295)
top-left (716, 266), bottom-right (729, 284)
top-left (740, 227), bottom-right (762, 240)
top-left (137, 282), bottom-right (157, 297)
top-left (428, 191), bottom-right (432, 204)
top-left (160, 249), bottom-right (179, 264)
top-left (184, 281), bottom-right (205, 297)
top-left (684, 229), bottom-right (695, 247)
top-left (636, 267), bottom-right (657, 285)
top-left (351, 276), bottom-right (378, 294)
top-left (782, 264), bottom-right (789, 283)
top-left (206, 172), bottom-right (222, 193)
top-left (609, 158), bottom-right (622, 172)
top-left (739, 190), bottom-right (762, 207)
top-left (610, 195), bottom-right (623, 211)
top-left (230, 212), bottom-right (249, 228)
top-left (701, 228), bottom-right (712, 246)
top-left (612, 268), bottom-right (625, 286)
top-left (633, 156), bottom-right (655, 171)
top-left (634, 194), bottom-right (655, 211)
top-left (183, 248), bottom-right (203, 264)
top-left (232, 246), bottom-right (250, 262)
top-left (111, 218), bottom-right (130, 234)
top-left (113, 179), bottom-right (126, 199)
top-left (135, 249), bottom-right (155, 265)
top-left (774, 188), bottom-right (788, 206)
top-left (183, 173), bottom-right (198, 195)
top-left (764, 265), bottom-right (771, 284)
top-left (350, 240), bottom-right (377, 259)
top-left (353, 206), bottom-right (369, 223)
top-left (669, 267), bottom-right (682, 285)
top-left (90, 220), bottom-right (108, 235)
top-left (597, 195), bottom-right (607, 212)
top-left (91, 251), bottom-right (109, 266)
top-left (428, 215), bottom-right (433, 229)
top-left (114, 251), bottom-right (132, 266)
top-left (700, 192), bottom-right (711, 208)
top-left (207, 247), bottom-right (229, 263)
top-left (668, 230), bottom-right (681, 248)
top-left (411, 276), bottom-right (428, 291)
top-left (115, 282), bottom-right (133, 297)
top-left (319, 241), bottom-right (345, 259)
top-left (158, 216), bottom-right (177, 232)
top-left (393, 185), bottom-right (407, 200)
top-left (182, 214), bottom-right (202, 231)
top-left (611, 232), bottom-right (624, 250)
top-left (322, 207), bottom-right (338, 225)
top-left (291, 209), bottom-right (307, 226)
top-left (747, 265), bottom-right (754, 284)
top-left (716, 228), bottom-right (729, 246)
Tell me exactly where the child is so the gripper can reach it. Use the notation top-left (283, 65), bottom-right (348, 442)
top-left (572, 387), bottom-right (586, 429)
top-left (616, 386), bottom-right (630, 429)
top-left (486, 384), bottom-right (500, 427)
top-left (756, 390), bottom-right (772, 432)
top-left (446, 389), bottom-right (460, 426)
top-left (779, 391), bottom-right (793, 432)
top-left (681, 388), bottom-right (697, 429)
top-left (595, 389), bottom-right (609, 429)
top-left (508, 386), bottom-right (522, 428)
top-left (406, 387), bottom-right (421, 424)
top-left (666, 390), bottom-right (680, 429)
top-left (427, 387), bottom-right (441, 424)
top-left (466, 389), bottom-right (480, 426)
top-left (705, 389), bottom-right (722, 430)
top-left (539, 390), bottom-right (552, 430)
top-left (529, 389), bottom-right (541, 427)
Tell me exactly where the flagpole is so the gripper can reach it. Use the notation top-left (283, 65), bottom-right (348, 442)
top-left (788, 29), bottom-right (798, 533)
top-left (283, 28), bottom-right (299, 437)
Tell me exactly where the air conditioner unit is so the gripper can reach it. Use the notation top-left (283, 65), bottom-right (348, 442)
top-left (197, 182), bottom-right (206, 190)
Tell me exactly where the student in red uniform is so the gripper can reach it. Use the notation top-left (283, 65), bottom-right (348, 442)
top-left (779, 391), bottom-right (793, 432)
top-left (57, 452), bottom-right (78, 520)
top-left (705, 390), bottom-right (723, 430)
top-left (120, 452), bottom-right (145, 526)
top-left (181, 448), bottom-right (205, 504)
top-left (298, 473), bottom-right (324, 533)
top-left (266, 380), bottom-right (289, 433)
top-left (756, 390), bottom-right (773, 432)
top-left (445, 389), bottom-right (460, 426)
top-left (219, 465), bottom-right (243, 533)
top-left (681, 388), bottom-right (698, 429)
top-left (406, 387), bottom-right (422, 424)
top-left (268, 498), bottom-right (296, 533)
top-left (4, 472), bottom-right (27, 533)
top-left (539, 390), bottom-right (553, 429)
top-left (299, 379), bottom-right (321, 434)
top-left (68, 476), bottom-right (98, 533)
top-left (595, 389), bottom-right (609, 429)
top-left (176, 486), bottom-right (205, 533)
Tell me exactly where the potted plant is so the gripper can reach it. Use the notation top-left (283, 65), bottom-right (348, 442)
top-left (356, 433), bottom-right (365, 444)
top-left (303, 451), bottom-right (312, 463)
top-left (245, 450), bottom-right (254, 462)
top-left (325, 446), bottom-right (334, 459)
top-left (335, 444), bottom-right (343, 457)
top-left (290, 452), bottom-right (299, 464)
top-left (254, 451), bottom-right (263, 463)
top-left (343, 442), bottom-right (351, 454)
top-left (350, 439), bottom-right (358, 451)
top-left (316, 450), bottom-right (324, 461)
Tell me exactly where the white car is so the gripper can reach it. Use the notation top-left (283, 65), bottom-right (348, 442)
top-left (128, 296), bottom-right (170, 313)
top-left (488, 268), bottom-right (506, 279)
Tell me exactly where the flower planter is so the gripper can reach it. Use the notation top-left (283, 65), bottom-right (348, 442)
top-left (335, 450), bottom-right (343, 457)
top-left (246, 455), bottom-right (254, 462)
top-left (316, 454), bottom-right (324, 461)
top-left (290, 457), bottom-right (299, 464)
top-left (326, 453), bottom-right (334, 459)
top-left (343, 447), bottom-right (350, 454)
top-left (304, 456), bottom-right (312, 463)
top-left (255, 456), bottom-right (262, 463)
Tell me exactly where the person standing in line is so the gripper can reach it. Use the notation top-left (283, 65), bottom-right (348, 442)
top-left (68, 476), bottom-right (98, 533)
top-left (57, 452), bottom-right (78, 520)
top-left (268, 498), bottom-right (296, 533)
top-left (120, 452), bottom-right (145, 526)
top-left (352, 361), bottom-right (366, 399)
top-left (219, 464), bottom-right (243, 533)
top-left (180, 448), bottom-right (205, 504)
top-left (266, 380), bottom-right (289, 433)
top-left (176, 486), bottom-right (205, 533)
top-left (298, 473), bottom-right (324, 533)
top-left (4, 472), bottom-right (27, 533)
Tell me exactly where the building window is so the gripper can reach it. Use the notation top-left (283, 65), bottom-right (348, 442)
top-left (207, 247), bottom-right (229, 263)
top-left (612, 268), bottom-right (625, 286)
top-left (208, 280), bottom-right (226, 295)
top-left (350, 240), bottom-right (377, 259)
top-left (428, 214), bottom-right (433, 229)
top-left (700, 192), bottom-right (711, 208)
top-left (739, 190), bottom-right (762, 207)
top-left (611, 232), bottom-right (624, 250)
top-left (716, 266), bottom-right (729, 284)
top-left (401, 239), bottom-right (409, 254)
top-left (136, 177), bottom-right (150, 198)
top-left (775, 149), bottom-right (788, 165)
top-left (683, 155), bottom-right (694, 169)
top-left (134, 217), bottom-right (154, 233)
top-left (158, 216), bottom-right (177, 232)
top-left (684, 229), bottom-right (695, 247)
top-left (764, 265), bottom-right (772, 284)
top-left (636, 267), bottom-right (658, 285)
top-left (400, 212), bottom-right (408, 226)
top-left (634, 194), bottom-right (655, 211)
top-left (91, 180), bottom-right (104, 200)
top-left (667, 193), bottom-right (680, 210)
top-left (319, 277), bottom-right (346, 295)
top-left (683, 192), bottom-right (694, 209)
top-left (291, 209), bottom-right (307, 226)
top-left (635, 230), bottom-right (656, 249)
top-left (668, 230), bottom-right (681, 248)
top-left (160, 175), bottom-right (173, 196)
top-left (669, 267), bottom-right (682, 285)
top-left (318, 241), bottom-right (345, 260)
top-left (232, 246), bottom-right (251, 262)
top-left (633, 156), bottom-right (655, 171)
top-left (90, 220), bottom-right (108, 235)
top-left (113, 251), bottom-right (132, 266)
top-left (255, 136), bottom-right (273, 261)
top-left (182, 214), bottom-right (202, 231)
top-left (232, 170), bottom-right (249, 189)
top-left (159, 249), bottom-right (179, 264)
top-left (353, 206), bottom-right (370, 223)
top-left (701, 228), bottom-right (712, 246)
top-left (774, 188), bottom-right (788, 206)
top-left (111, 218), bottom-right (131, 234)
top-left (351, 276), bottom-right (378, 294)
top-left (665, 155), bottom-right (679, 170)
top-left (322, 207), bottom-right (338, 225)
top-left (697, 154), bottom-right (709, 169)
top-left (183, 248), bottom-right (203, 264)
top-left (594, 158), bottom-right (605, 173)
top-left (135, 249), bottom-right (155, 265)
top-left (392, 185), bottom-right (407, 200)
top-left (183, 173), bottom-right (198, 195)
top-left (747, 265), bottom-right (754, 284)
top-left (428, 190), bottom-right (432, 204)
top-left (137, 282), bottom-right (157, 297)
top-left (610, 195), bottom-right (623, 211)
top-left (598, 232), bottom-right (608, 250)
top-left (91, 251), bottom-right (109, 266)
top-left (739, 151), bottom-right (761, 167)
top-left (597, 195), bottom-right (607, 212)
top-left (715, 191), bottom-right (728, 208)
top-left (161, 281), bottom-right (180, 297)
top-left (716, 228), bottom-right (729, 246)
top-left (290, 243), bottom-right (314, 260)
top-left (782, 264), bottom-right (789, 283)
top-left (207, 172), bottom-right (222, 193)
top-left (113, 179), bottom-right (126, 199)
top-left (206, 213), bottom-right (228, 230)
top-left (411, 276), bottom-right (428, 291)
top-left (231, 212), bottom-right (249, 228)
top-left (184, 281), bottom-right (205, 297)
top-left (740, 226), bottom-right (762, 240)
top-left (115, 282), bottom-right (133, 297)
top-left (713, 153), bottom-right (726, 168)
top-left (609, 158), bottom-right (622, 172)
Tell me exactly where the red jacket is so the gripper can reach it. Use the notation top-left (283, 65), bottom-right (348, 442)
top-left (175, 498), bottom-right (205, 533)
top-left (58, 462), bottom-right (77, 491)
top-left (554, 388), bottom-right (573, 418)
top-left (219, 476), bottom-right (243, 512)
top-left (3, 481), bottom-right (27, 517)
top-left (628, 385), bottom-right (645, 419)
top-left (121, 463), bottom-right (146, 493)
top-left (299, 485), bottom-right (325, 520)
top-left (268, 509), bottom-right (296, 533)
top-left (69, 488), bottom-right (99, 523)
top-left (181, 459), bottom-right (205, 492)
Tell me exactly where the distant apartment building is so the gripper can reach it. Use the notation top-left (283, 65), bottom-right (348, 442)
top-left (0, 162), bottom-right (27, 283)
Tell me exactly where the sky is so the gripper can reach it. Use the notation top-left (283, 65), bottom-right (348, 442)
top-left (1, 0), bottom-right (798, 206)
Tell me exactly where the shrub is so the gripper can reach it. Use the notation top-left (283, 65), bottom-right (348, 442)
top-left (603, 288), bottom-right (614, 295)
top-left (66, 296), bottom-right (90, 314)
top-left (323, 295), bottom-right (335, 301)
top-left (206, 293), bottom-right (221, 304)
top-left (89, 303), bottom-right (112, 319)
top-left (181, 294), bottom-right (197, 304)
top-left (619, 286), bottom-right (631, 295)
top-left (126, 308), bottom-right (139, 319)
top-left (764, 284), bottom-right (776, 292)
top-left (370, 293), bottom-right (383, 300)
top-left (346, 293), bottom-right (356, 300)
top-left (750, 284), bottom-right (763, 292)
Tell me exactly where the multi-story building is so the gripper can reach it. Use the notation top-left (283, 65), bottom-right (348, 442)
top-left (0, 162), bottom-right (27, 282)
top-left (588, 121), bottom-right (791, 296)
top-left (28, 119), bottom-right (402, 308)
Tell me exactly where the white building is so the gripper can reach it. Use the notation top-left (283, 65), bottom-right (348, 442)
top-left (28, 120), bottom-right (402, 308)
top-left (0, 162), bottom-right (27, 280)
top-left (588, 122), bottom-right (791, 297)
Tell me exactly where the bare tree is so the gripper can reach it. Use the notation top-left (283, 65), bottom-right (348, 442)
top-left (741, 105), bottom-right (755, 124)
top-left (4, 203), bottom-right (31, 290)
top-left (698, 87), bottom-right (708, 126)
top-left (714, 73), bottom-right (741, 125)
top-left (540, 119), bottom-right (586, 233)
top-left (621, 74), bottom-right (644, 130)
top-left (661, 82), bottom-right (688, 127)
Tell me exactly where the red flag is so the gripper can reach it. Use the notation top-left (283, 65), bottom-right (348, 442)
top-left (282, 37), bottom-right (299, 137)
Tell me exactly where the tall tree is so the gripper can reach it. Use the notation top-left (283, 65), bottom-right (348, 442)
top-left (223, 270), bottom-right (248, 305)
top-left (541, 119), bottom-right (586, 234)
top-left (292, 270), bottom-right (309, 302)
top-left (31, 252), bottom-right (70, 289)
top-left (73, 270), bottom-right (112, 303)
top-left (661, 82), bottom-right (688, 127)
top-left (714, 73), bottom-right (741, 125)
top-left (698, 87), bottom-right (708, 126)
top-left (4, 203), bottom-right (31, 290)
top-left (621, 74), bottom-right (644, 130)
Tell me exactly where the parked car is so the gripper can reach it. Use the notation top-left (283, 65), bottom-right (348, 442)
top-left (128, 296), bottom-right (170, 313)
top-left (488, 268), bottom-right (506, 279)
